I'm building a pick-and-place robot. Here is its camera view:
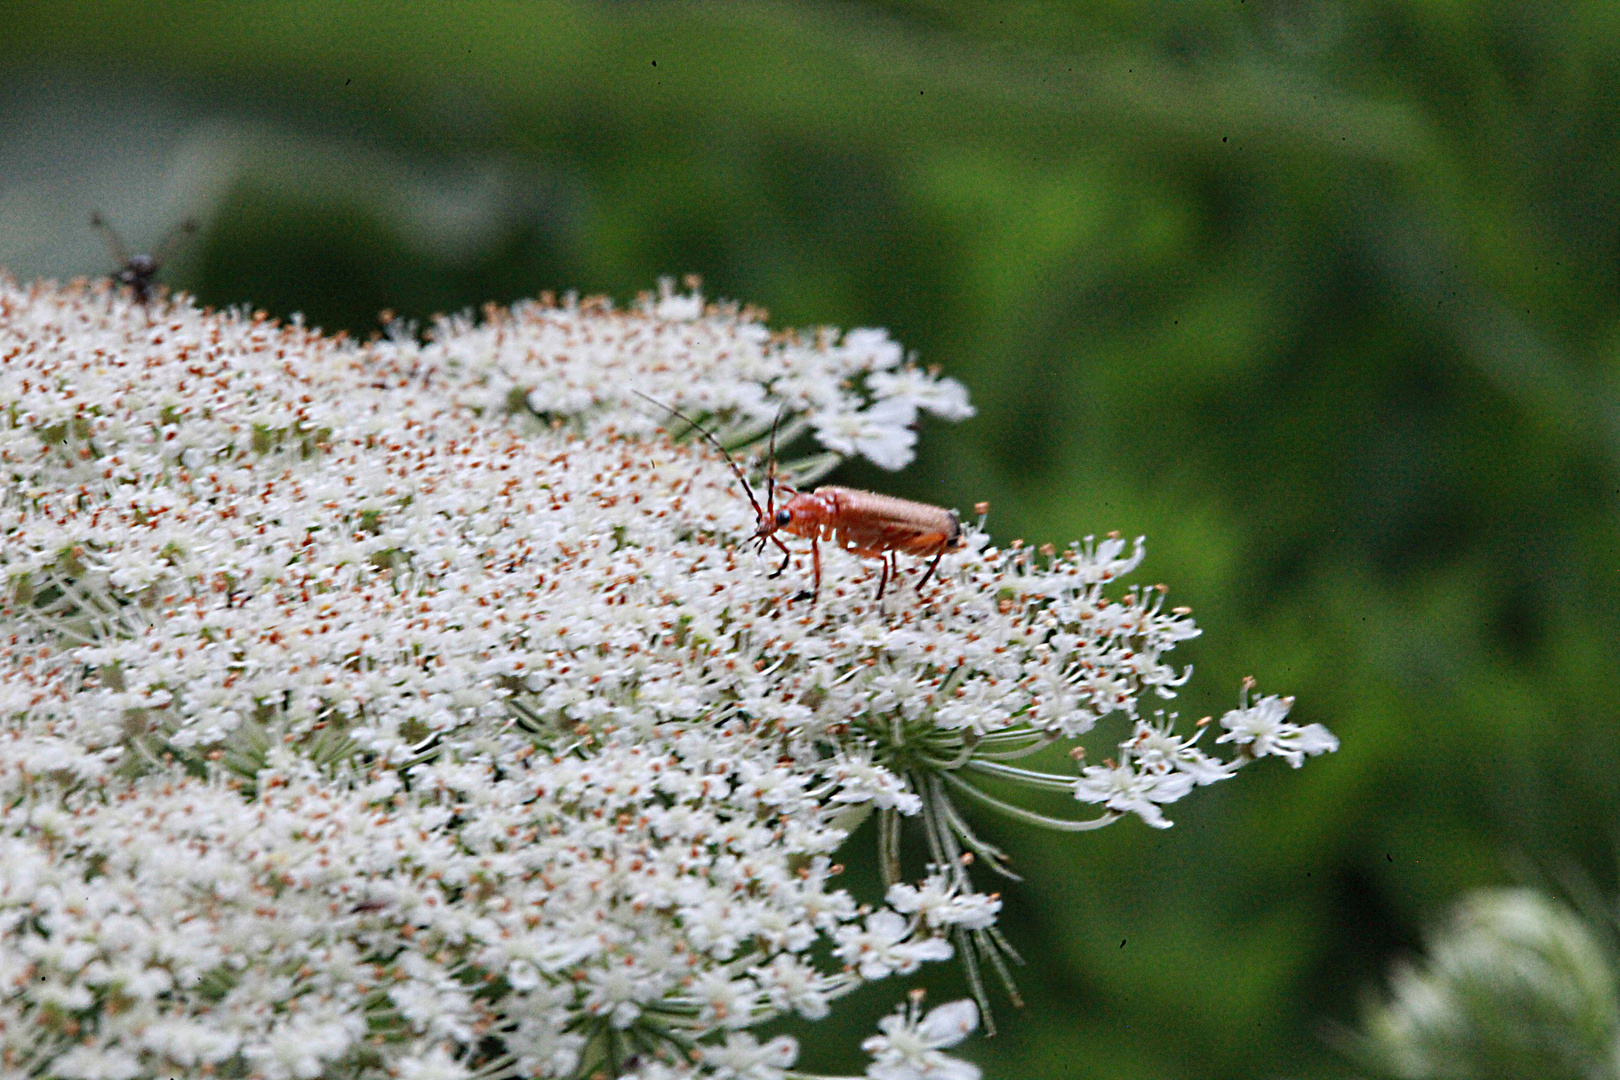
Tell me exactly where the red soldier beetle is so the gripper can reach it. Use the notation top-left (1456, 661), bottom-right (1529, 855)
top-left (636, 393), bottom-right (967, 603)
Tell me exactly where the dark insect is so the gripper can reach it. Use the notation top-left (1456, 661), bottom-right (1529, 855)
top-left (91, 213), bottom-right (198, 303)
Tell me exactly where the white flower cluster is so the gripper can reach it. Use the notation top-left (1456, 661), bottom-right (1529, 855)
top-left (0, 276), bottom-right (1334, 1079)
top-left (437, 278), bottom-right (971, 473)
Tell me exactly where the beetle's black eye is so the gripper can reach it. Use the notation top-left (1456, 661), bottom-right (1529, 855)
top-left (775, 509), bottom-right (791, 526)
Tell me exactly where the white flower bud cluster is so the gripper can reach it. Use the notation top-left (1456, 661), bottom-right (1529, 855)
top-left (0, 276), bottom-right (1333, 1078)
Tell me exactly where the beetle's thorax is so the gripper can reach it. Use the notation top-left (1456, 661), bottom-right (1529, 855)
top-left (775, 490), bottom-right (836, 539)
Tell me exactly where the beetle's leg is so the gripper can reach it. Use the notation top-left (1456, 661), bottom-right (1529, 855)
top-left (918, 541), bottom-right (948, 589)
top-left (768, 534), bottom-right (792, 578)
top-left (811, 537), bottom-right (821, 602)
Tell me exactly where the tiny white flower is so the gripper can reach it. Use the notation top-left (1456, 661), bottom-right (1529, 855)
top-left (1128, 716), bottom-right (1234, 786)
top-left (868, 367), bottom-right (975, 421)
top-left (839, 327), bottom-right (906, 371)
top-left (835, 911), bottom-right (954, 979)
top-left (652, 278), bottom-right (705, 321)
top-left (687, 969), bottom-right (763, 1029)
top-left (810, 398), bottom-right (918, 470)
top-left (831, 750), bottom-right (923, 815)
top-left (886, 872), bottom-right (1000, 931)
top-left (140, 1017), bottom-right (241, 1067)
top-left (863, 997), bottom-right (981, 1080)
top-left (507, 1015), bottom-right (587, 1078)
top-left (757, 954), bottom-right (835, 1020)
top-left (701, 1032), bottom-right (800, 1079)
top-left (41, 1044), bottom-right (143, 1080)
top-left (396, 1044), bottom-right (473, 1080)
top-left (1215, 694), bottom-right (1339, 768)
top-left (506, 958), bottom-right (542, 990)
top-left (1073, 756), bottom-right (1197, 828)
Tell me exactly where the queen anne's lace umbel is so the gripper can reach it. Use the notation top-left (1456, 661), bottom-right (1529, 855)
top-left (0, 277), bottom-right (1335, 1079)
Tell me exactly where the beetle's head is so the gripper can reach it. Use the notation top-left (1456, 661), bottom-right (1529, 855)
top-left (753, 483), bottom-right (797, 545)
top-left (753, 505), bottom-right (791, 541)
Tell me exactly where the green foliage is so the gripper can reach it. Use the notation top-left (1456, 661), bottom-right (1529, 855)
top-left (9, 1), bottom-right (1620, 1074)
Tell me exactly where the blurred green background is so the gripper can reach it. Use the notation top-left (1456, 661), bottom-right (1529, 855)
top-left (7, 1), bottom-right (1620, 1075)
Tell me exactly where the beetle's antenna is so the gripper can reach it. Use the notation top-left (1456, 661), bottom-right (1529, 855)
top-left (631, 391), bottom-right (767, 521)
top-left (89, 213), bottom-right (130, 267)
top-left (766, 406), bottom-right (784, 521)
top-left (758, 405), bottom-right (788, 556)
